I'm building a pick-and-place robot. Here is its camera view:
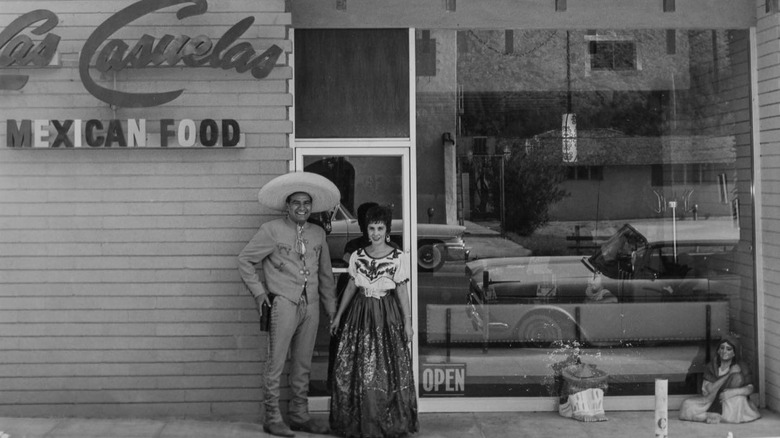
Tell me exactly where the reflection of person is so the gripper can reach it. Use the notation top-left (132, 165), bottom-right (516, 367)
top-left (237, 171), bottom-right (340, 437)
top-left (585, 273), bottom-right (617, 303)
top-left (679, 335), bottom-right (761, 424)
top-left (328, 206), bottom-right (419, 437)
top-left (597, 239), bottom-right (631, 279)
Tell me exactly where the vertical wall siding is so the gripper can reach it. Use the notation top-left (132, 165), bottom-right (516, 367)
top-left (0, 0), bottom-right (291, 419)
top-left (756, 0), bottom-right (780, 412)
top-left (726, 29), bottom-right (761, 375)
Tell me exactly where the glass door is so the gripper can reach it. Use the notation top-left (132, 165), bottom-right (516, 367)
top-left (294, 147), bottom-right (414, 403)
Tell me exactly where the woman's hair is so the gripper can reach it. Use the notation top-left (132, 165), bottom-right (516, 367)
top-left (716, 335), bottom-right (742, 366)
top-left (356, 202), bottom-right (379, 236)
top-left (365, 205), bottom-right (392, 234)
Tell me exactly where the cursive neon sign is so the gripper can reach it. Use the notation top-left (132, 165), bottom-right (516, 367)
top-left (0, 0), bottom-right (282, 107)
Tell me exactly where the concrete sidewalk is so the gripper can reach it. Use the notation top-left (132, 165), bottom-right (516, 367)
top-left (1, 410), bottom-right (780, 438)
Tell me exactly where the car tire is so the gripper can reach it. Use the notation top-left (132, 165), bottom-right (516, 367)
top-left (516, 311), bottom-right (577, 347)
top-left (417, 241), bottom-right (446, 272)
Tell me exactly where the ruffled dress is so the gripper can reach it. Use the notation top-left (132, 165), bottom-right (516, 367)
top-left (329, 247), bottom-right (419, 438)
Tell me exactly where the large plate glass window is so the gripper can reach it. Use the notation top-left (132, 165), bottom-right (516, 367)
top-left (415, 28), bottom-right (756, 405)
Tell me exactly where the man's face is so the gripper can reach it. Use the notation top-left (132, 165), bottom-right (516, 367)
top-left (286, 192), bottom-right (312, 224)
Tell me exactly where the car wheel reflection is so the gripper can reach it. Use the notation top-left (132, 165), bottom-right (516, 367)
top-left (516, 310), bottom-right (576, 347)
top-left (417, 241), bottom-right (446, 272)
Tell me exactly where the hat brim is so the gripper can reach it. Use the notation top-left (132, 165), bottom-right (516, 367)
top-left (258, 171), bottom-right (341, 213)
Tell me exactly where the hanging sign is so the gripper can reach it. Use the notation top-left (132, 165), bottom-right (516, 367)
top-left (0, 0), bottom-right (282, 107)
top-left (562, 113), bottom-right (577, 163)
top-left (420, 363), bottom-right (466, 397)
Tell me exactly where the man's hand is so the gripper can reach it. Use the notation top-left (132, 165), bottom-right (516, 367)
top-left (254, 293), bottom-right (270, 314)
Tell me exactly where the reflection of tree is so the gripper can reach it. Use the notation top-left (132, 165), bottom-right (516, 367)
top-left (573, 91), bottom-right (665, 136)
top-left (462, 90), bottom-right (667, 138)
top-left (501, 141), bottom-right (569, 236)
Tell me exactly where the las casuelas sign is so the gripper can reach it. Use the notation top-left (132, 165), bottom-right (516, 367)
top-left (0, 0), bottom-right (282, 107)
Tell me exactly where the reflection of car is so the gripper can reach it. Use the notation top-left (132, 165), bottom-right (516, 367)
top-left (324, 204), bottom-right (469, 272)
top-left (441, 220), bottom-right (739, 346)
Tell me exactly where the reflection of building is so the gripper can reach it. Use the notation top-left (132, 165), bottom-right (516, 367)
top-left (453, 29), bottom-right (744, 224)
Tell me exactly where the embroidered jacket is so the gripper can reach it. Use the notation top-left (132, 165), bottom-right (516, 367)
top-left (238, 217), bottom-right (337, 315)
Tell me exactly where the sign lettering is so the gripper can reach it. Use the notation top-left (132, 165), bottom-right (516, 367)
top-left (420, 363), bottom-right (466, 397)
top-left (6, 118), bottom-right (241, 148)
top-left (0, 10), bottom-right (60, 90)
top-left (0, 0), bottom-right (281, 106)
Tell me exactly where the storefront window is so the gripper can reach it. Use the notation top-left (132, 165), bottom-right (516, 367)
top-left (415, 29), bottom-right (755, 399)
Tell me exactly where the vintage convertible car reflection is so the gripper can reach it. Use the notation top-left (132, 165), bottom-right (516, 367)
top-left (324, 204), bottom-right (469, 272)
top-left (426, 219), bottom-right (739, 346)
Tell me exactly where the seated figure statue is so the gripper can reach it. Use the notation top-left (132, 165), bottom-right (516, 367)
top-left (679, 335), bottom-right (761, 424)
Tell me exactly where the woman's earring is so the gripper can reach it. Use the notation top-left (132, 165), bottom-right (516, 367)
top-left (385, 235), bottom-right (390, 243)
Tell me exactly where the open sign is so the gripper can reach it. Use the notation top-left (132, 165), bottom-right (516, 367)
top-left (420, 363), bottom-right (466, 397)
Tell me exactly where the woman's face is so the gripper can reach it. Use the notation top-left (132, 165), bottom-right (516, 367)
top-left (718, 342), bottom-right (736, 362)
top-left (367, 221), bottom-right (388, 244)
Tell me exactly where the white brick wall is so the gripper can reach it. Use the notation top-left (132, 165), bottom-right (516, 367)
top-left (0, 0), bottom-right (291, 420)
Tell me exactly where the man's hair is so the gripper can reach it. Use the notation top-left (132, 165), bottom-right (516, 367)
top-left (285, 192), bottom-right (312, 204)
top-left (365, 205), bottom-right (392, 234)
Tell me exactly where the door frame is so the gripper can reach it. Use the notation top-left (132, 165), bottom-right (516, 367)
top-left (293, 145), bottom-right (419, 413)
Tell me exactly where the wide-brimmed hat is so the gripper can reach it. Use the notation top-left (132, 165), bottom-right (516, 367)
top-left (257, 171), bottom-right (341, 213)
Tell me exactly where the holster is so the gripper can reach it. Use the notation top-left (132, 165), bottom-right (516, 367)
top-left (259, 294), bottom-right (275, 332)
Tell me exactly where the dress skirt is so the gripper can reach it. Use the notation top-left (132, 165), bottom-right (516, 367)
top-left (329, 290), bottom-right (419, 438)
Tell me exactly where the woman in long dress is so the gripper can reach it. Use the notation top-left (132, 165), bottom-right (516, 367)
top-left (679, 334), bottom-right (760, 424)
top-left (329, 205), bottom-right (419, 437)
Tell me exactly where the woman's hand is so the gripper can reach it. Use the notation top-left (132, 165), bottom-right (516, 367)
top-left (719, 388), bottom-right (734, 402)
top-left (404, 321), bottom-right (414, 343)
top-left (329, 315), bottom-right (341, 336)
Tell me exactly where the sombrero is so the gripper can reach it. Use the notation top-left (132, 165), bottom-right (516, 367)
top-left (258, 171), bottom-right (341, 213)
